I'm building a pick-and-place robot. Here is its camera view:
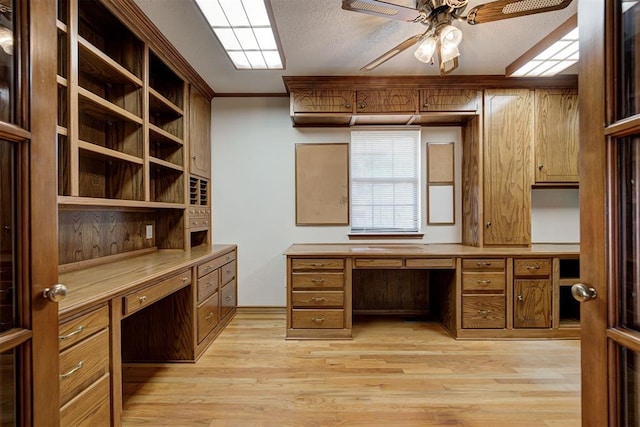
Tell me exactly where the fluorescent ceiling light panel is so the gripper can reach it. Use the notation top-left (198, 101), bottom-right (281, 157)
top-left (194, 0), bottom-right (285, 70)
top-left (506, 14), bottom-right (578, 77)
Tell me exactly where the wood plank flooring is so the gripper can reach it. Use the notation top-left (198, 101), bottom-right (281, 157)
top-left (121, 312), bottom-right (581, 427)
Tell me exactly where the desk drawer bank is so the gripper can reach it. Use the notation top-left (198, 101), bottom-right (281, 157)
top-left (285, 244), bottom-right (580, 340)
top-left (58, 245), bottom-right (237, 426)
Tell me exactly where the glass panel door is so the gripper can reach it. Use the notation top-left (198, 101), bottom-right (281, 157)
top-left (0, 0), bottom-right (14, 123)
top-left (618, 0), bottom-right (640, 119)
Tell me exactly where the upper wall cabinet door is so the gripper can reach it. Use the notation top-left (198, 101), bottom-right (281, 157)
top-left (483, 89), bottom-right (533, 246)
top-left (189, 87), bottom-right (212, 179)
top-left (291, 90), bottom-right (353, 113)
top-left (355, 89), bottom-right (418, 114)
top-left (419, 89), bottom-right (480, 112)
top-left (534, 88), bottom-right (579, 184)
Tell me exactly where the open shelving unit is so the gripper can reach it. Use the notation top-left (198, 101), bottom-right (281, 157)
top-left (557, 257), bottom-right (581, 328)
top-left (56, 0), bottom-right (203, 268)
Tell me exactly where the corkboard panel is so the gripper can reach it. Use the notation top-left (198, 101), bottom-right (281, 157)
top-left (428, 142), bottom-right (454, 183)
top-left (295, 143), bottom-right (349, 225)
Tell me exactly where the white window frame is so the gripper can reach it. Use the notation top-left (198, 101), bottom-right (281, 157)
top-left (350, 127), bottom-right (421, 234)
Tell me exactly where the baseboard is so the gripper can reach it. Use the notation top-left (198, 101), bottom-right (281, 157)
top-left (236, 306), bottom-right (286, 314)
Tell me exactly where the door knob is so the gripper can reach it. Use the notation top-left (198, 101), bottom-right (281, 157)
top-left (43, 284), bottom-right (67, 302)
top-left (571, 283), bottom-right (597, 302)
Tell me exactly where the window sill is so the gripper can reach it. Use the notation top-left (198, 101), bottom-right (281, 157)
top-left (348, 233), bottom-right (424, 240)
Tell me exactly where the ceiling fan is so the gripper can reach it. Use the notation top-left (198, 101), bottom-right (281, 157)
top-left (342, 0), bottom-right (574, 75)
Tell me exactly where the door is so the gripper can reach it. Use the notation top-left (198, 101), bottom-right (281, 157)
top-left (578, 0), bottom-right (640, 425)
top-left (0, 1), bottom-right (60, 426)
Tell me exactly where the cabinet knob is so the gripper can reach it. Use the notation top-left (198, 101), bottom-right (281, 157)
top-left (205, 312), bottom-right (215, 320)
top-left (485, 221), bottom-right (492, 228)
top-left (423, 101), bottom-right (429, 107)
top-left (517, 295), bottom-right (523, 301)
top-left (182, 276), bottom-right (189, 282)
top-left (344, 102), bottom-right (350, 108)
top-left (538, 164), bottom-right (544, 170)
top-left (138, 295), bottom-right (148, 303)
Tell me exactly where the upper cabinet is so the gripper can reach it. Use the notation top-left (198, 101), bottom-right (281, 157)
top-left (291, 90), bottom-right (353, 113)
top-left (355, 89), bottom-right (417, 113)
top-left (483, 89), bottom-right (534, 246)
top-left (534, 88), bottom-right (579, 184)
top-left (419, 89), bottom-right (479, 113)
top-left (189, 87), bottom-right (212, 179)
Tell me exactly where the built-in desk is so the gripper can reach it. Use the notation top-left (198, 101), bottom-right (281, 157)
top-left (285, 244), bottom-right (580, 340)
top-left (57, 244), bottom-right (237, 426)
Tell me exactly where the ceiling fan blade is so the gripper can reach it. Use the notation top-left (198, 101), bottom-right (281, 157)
top-left (342, 0), bottom-right (425, 23)
top-left (466, 0), bottom-right (573, 25)
top-left (361, 32), bottom-right (427, 71)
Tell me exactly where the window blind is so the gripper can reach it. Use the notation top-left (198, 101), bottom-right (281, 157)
top-left (350, 128), bottom-right (421, 233)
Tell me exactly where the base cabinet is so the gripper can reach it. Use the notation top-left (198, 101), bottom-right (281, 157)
top-left (513, 258), bottom-right (552, 328)
top-left (461, 258), bottom-right (506, 329)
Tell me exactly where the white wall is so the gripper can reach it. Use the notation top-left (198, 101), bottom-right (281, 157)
top-left (211, 97), bottom-right (580, 307)
top-left (531, 188), bottom-right (580, 243)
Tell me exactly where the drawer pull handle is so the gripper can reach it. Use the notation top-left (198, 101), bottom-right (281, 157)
top-left (310, 297), bottom-right (325, 303)
top-left (226, 270), bottom-right (232, 275)
top-left (477, 262), bottom-right (491, 267)
top-left (311, 279), bottom-right (325, 284)
top-left (517, 295), bottom-right (524, 301)
top-left (205, 281), bottom-right (214, 288)
top-left (138, 296), bottom-right (148, 303)
top-left (476, 280), bottom-right (492, 284)
top-left (225, 296), bottom-right (232, 302)
top-left (59, 325), bottom-right (84, 341)
top-left (526, 265), bottom-right (540, 270)
top-left (477, 310), bottom-right (492, 316)
top-left (205, 266), bottom-right (212, 271)
top-left (311, 263), bottom-right (325, 267)
top-left (182, 277), bottom-right (189, 283)
top-left (205, 312), bottom-right (215, 320)
top-left (60, 361), bottom-right (84, 379)
top-left (311, 317), bottom-right (325, 323)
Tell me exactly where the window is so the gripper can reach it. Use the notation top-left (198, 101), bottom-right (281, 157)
top-left (350, 127), bottom-right (421, 233)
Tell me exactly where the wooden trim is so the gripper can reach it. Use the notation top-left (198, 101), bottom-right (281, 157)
top-left (605, 114), bottom-right (640, 137)
top-left (214, 92), bottom-right (288, 98)
top-left (0, 329), bottom-right (32, 353)
top-left (236, 306), bottom-right (286, 314)
top-left (505, 14), bottom-right (577, 77)
top-left (0, 122), bottom-right (30, 141)
top-left (282, 75), bottom-right (578, 92)
top-left (607, 328), bottom-right (640, 353)
top-left (101, 0), bottom-right (214, 99)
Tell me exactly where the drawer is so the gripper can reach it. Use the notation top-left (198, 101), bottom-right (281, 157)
top-left (190, 217), bottom-right (210, 229)
top-left (354, 258), bottom-right (403, 268)
top-left (197, 291), bottom-right (219, 343)
top-left (405, 258), bottom-right (455, 269)
top-left (514, 258), bottom-right (552, 277)
top-left (462, 258), bottom-right (505, 271)
top-left (59, 305), bottom-right (109, 352)
top-left (292, 291), bottom-right (344, 308)
top-left (291, 309), bottom-right (344, 329)
top-left (59, 328), bottom-right (110, 407)
top-left (197, 270), bottom-right (219, 303)
top-left (221, 260), bottom-right (236, 284)
top-left (123, 270), bottom-right (191, 317)
top-left (60, 373), bottom-right (110, 427)
top-left (291, 273), bottom-right (344, 289)
top-left (462, 272), bottom-right (506, 293)
top-left (220, 278), bottom-right (237, 320)
top-left (291, 258), bottom-right (344, 271)
top-left (462, 295), bottom-right (505, 329)
top-left (198, 250), bottom-right (237, 278)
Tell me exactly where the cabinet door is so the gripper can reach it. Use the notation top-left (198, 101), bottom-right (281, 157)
top-left (514, 279), bottom-right (551, 328)
top-left (534, 89), bottom-right (579, 183)
top-left (356, 89), bottom-right (417, 113)
top-left (291, 90), bottom-right (353, 113)
top-left (189, 87), bottom-right (211, 178)
top-left (483, 89), bottom-right (533, 245)
top-left (419, 89), bottom-right (479, 112)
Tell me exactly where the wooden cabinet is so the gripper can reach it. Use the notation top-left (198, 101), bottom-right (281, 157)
top-left (287, 257), bottom-right (350, 338)
top-left (483, 89), bottom-right (533, 246)
top-left (355, 89), bottom-right (417, 113)
top-left (291, 90), bottom-right (353, 113)
top-left (513, 258), bottom-right (552, 328)
top-left (534, 88), bottom-right (579, 184)
top-left (460, 258), bottom-right (506, 329)
top-left (419, 89), bottom-right (479, 112)
top-left (58, 305), bottom-right (110, 426)
top-left (189, 87), bottom-right (212, 178)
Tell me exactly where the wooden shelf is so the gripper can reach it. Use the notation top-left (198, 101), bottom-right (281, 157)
top-left (149, 156), bottom-right (184, 172)
top-left (149, 123), bottom-right (183, 145)
top-left (78, 87), bottom-right (143, 124)
top-left (57, 125), bottom-right (68, 136)
top-left (57, 19), bottom-right (68, 33)
top-left (58, 196), bottom-right (186, 210)
top-left (149, 87), bottom-right (183, 116)
top-left (57, 75), bottom-right (68, 87)
top-left (79, 140), bottom-right (143, 165)
top-left (78, 37), bottom-right (143, 87)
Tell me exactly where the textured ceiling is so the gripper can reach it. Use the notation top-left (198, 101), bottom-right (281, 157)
top-left (133, 0), bottom-right (578, 94)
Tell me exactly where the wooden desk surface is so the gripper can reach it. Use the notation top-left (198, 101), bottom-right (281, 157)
top-left (58, 244), bottom-right (236, 317)
top-left (284, 243), bottom-right (580, 257)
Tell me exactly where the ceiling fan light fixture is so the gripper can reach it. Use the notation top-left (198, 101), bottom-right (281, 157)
top-left (440, 44), bottom-right (460, 63)
top-left (0, 26), bottom-right (12, 56)
top-left (439, 24), bottom-right (463, 52)
top-left (414, 37), bottom-right (438, 63)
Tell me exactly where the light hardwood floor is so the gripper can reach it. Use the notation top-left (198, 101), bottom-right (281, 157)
top-left (121, 312), bottom-right (581, 427)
